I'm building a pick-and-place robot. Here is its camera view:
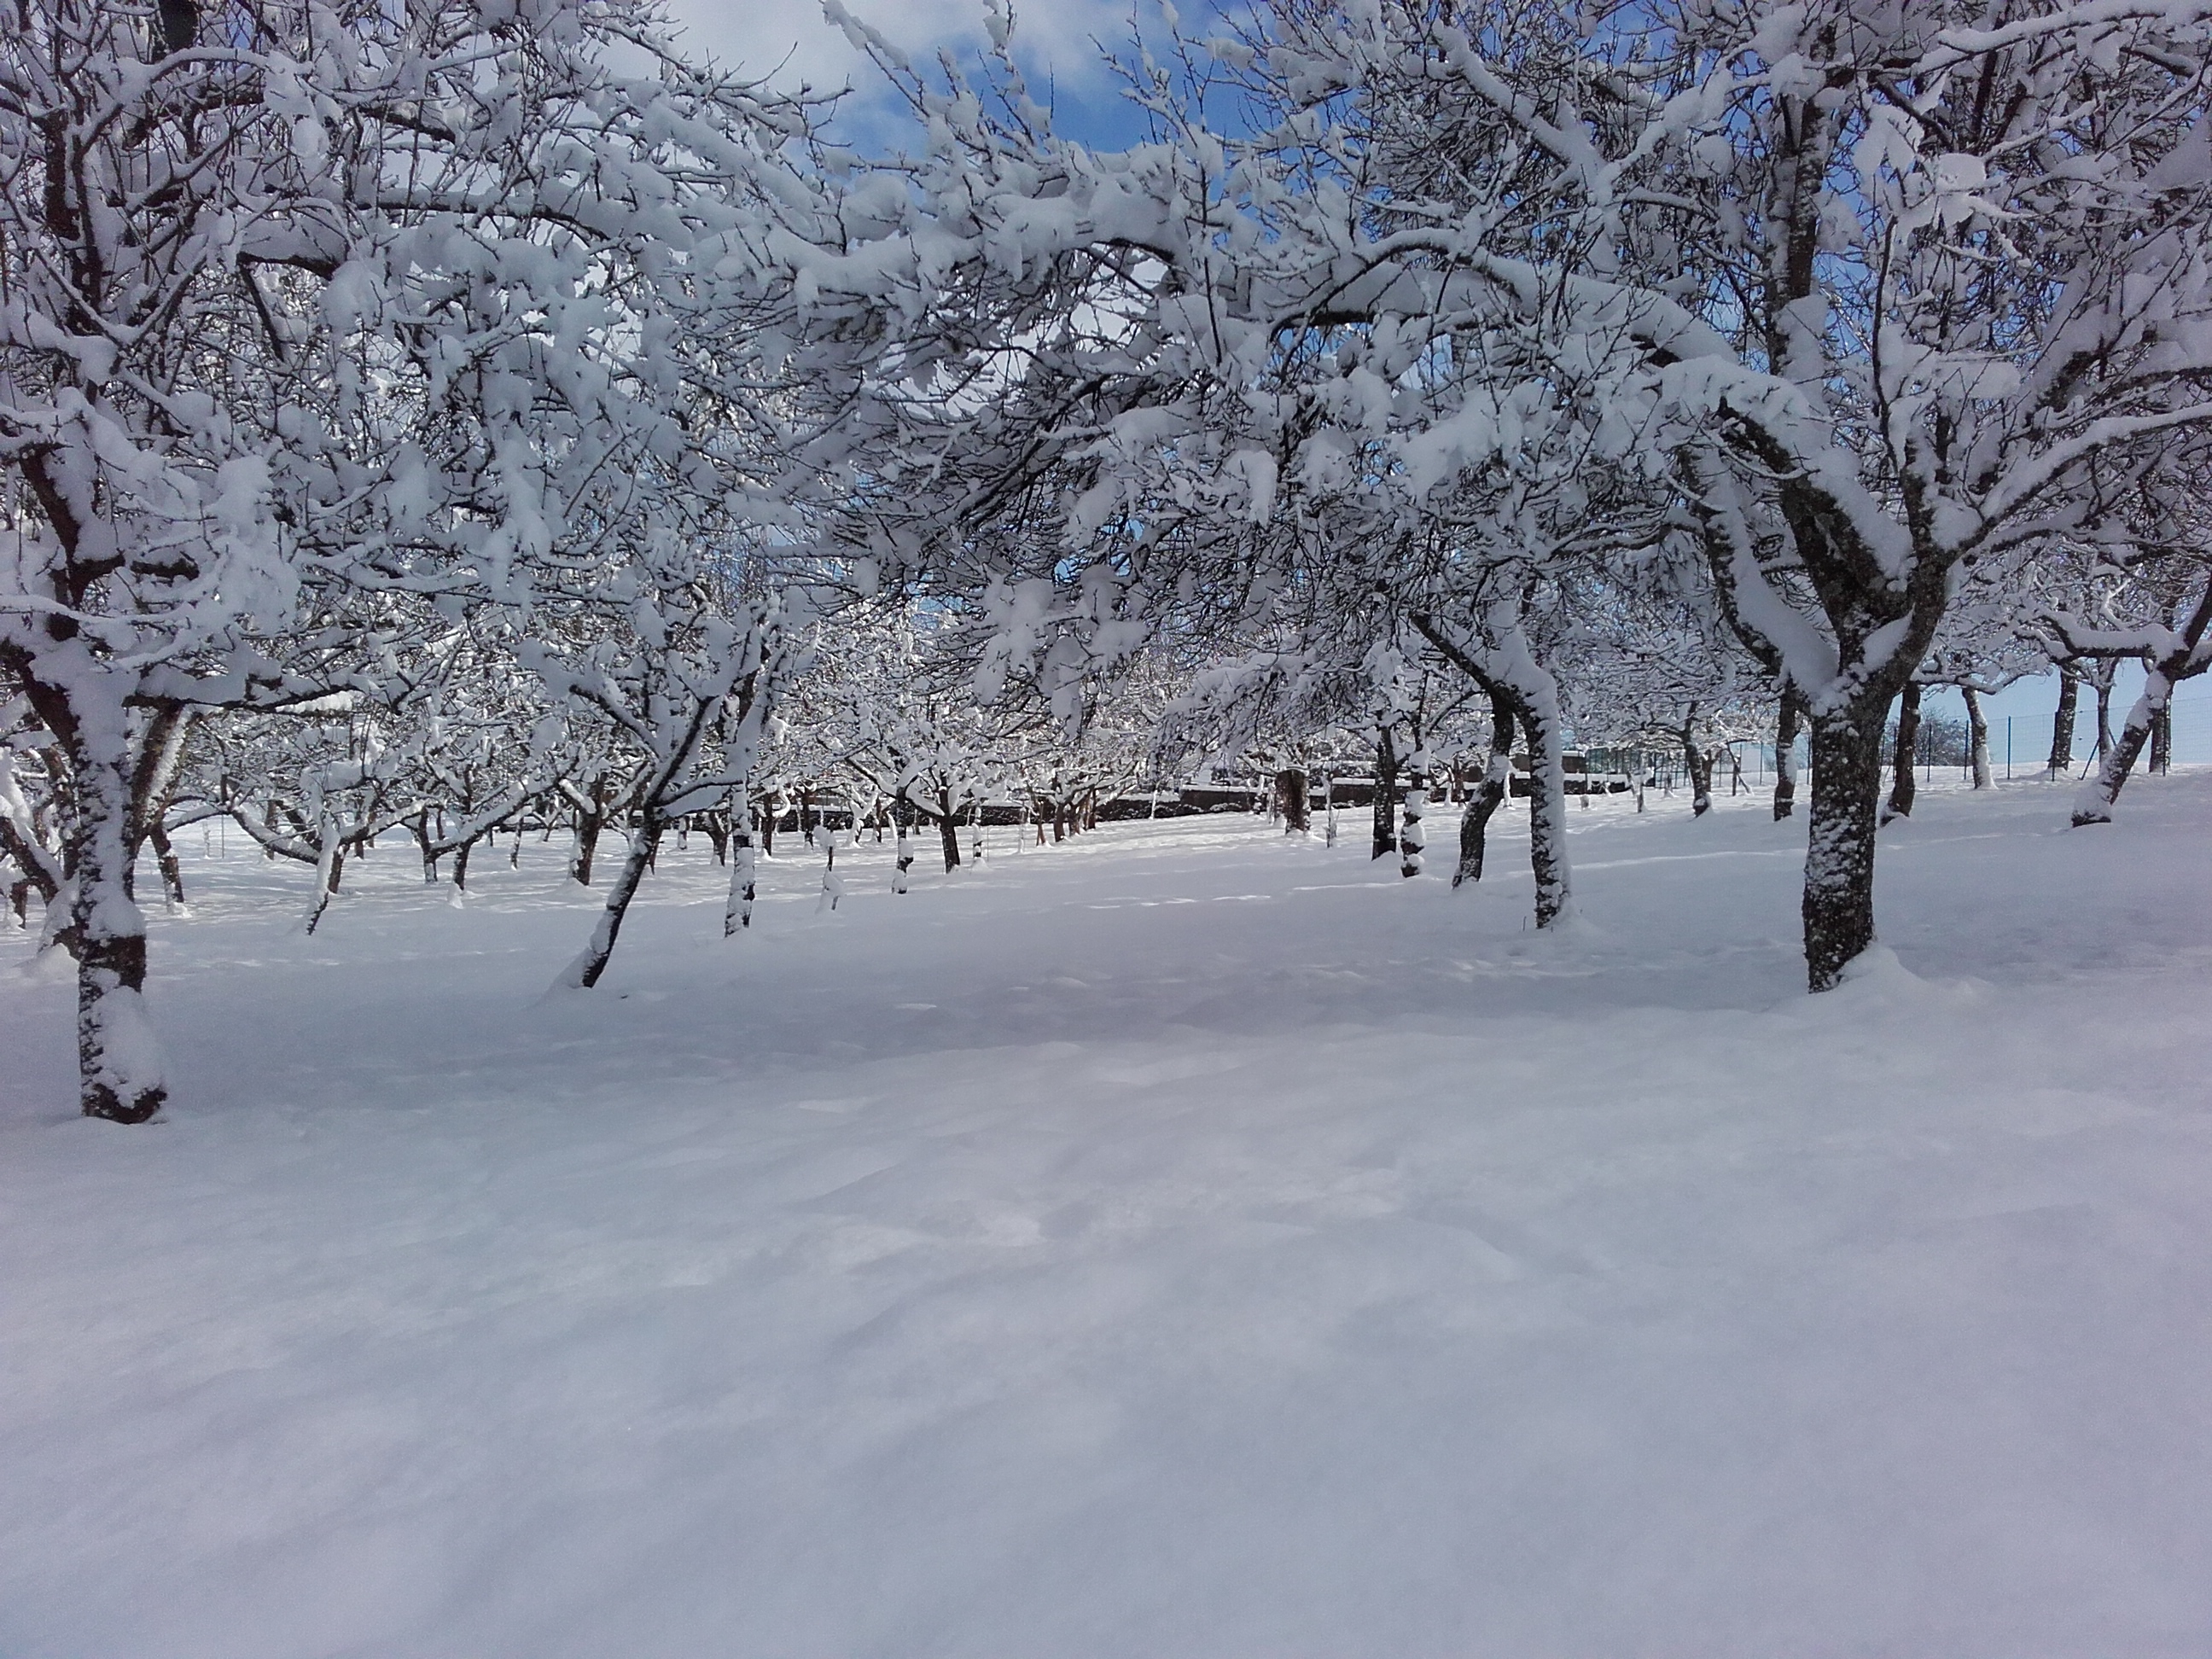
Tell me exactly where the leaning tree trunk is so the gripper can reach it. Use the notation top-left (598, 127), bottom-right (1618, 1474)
top-left (64, 725), bottom-right (168, 1122)
top-left (560, 818), bottom-right (662, 989)
top-left (1883, 682), bottom-right (1922, 824)
top-left (1773, 690), bottom-right (1802, 820)
top-left (146, 820), bottom-right (186, 911)
top-left (1455, 695), bottom-right (1515, 886)
top-left (2048, 662), bottom-right (2081, 777)
top-left (1371, 727), bottom-right (1398, 860)
top-left (1963, 687), bottom-right (1992, 789)
top-left (1802, 703), bottom-right (1888, 991)
top-left (2074, 585), bottom-right (2212, 824)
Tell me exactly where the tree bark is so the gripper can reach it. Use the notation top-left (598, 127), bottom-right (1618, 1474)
top-left (1455, 695), bottom-right (1515, 886)
top-left (1882, 682), bottom-right (1922, 824)
top-left (1370, 726), bottom-right (1398, 860)
top-left (1275, 768), bottom-right (1309, 833)
top-left (569, 789), bottom-right (606, 886)
top-left (937, 791), bottom-right (962, 872)
top-left (147, 820), bottom-right (186, 911)
top-left (61, 719), bottom-right (167, 1121)
top-left (1519, 692), bottom-right (1570, 926)
top-left (1682, 717), bottom-right (1714, 817)
top-left (2048, 663), bottom-right (2080, 777)
top-left (1804, 704), bottom-right (1886, 991)
top-left (1963, 687), bottom-right (1992, 789)
top-left (1773, 690), bottom-right (1802, 819)
top-left (2150, 704), bottom-right (2172, 775)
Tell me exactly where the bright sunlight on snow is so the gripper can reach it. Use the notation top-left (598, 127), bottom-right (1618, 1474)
top-left (3, 776), bottom-right (2209, 1659)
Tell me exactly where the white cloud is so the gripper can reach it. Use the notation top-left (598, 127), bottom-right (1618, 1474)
top-left (660, 0), bottom-right (1140, 107)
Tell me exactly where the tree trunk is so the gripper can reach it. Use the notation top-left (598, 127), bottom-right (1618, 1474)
top-left (2150, 704), bottom-right (2173, 774)
top-left (66, 731), bottom-right (167, 1121)
top-left (451, 836), bottom-right (475, 894)
top-left (2092, 662), bottom-right (2116, 760)
top-left (1804, 705), bottom-right (1886, 991)
top-left (2073, 585), bottom-right (2212, 824)
top-left (1275, 768), bottom-right (1309, 833)
top-left (2048, 663), bottom-right (2081, 777)
top-left (937, 794), bottom-right (962, 872)
top-left (1454, 696), bottom-right (1514, 887)
top-left (1519, 693), bottom-right (1570, 927)
top-left (1399, 754), bottom-right (1426, 877)
top-left (1883, 682), bottom-right (1922, 824)
top-left (1371, 727), bottom-right (1398, 860)
top-left (725, 799), bottom-right (758, 933)
top-left (1963, 687), bottom-right (1992, 789)
top-left (559, 820), bottom-right (661, 989)
top-left (570, 806), bottom-right (602, 886)
top-left (1773, 690), bottom-right (1802, 819)
top-left (1683, 721), bottom-right (1714, 817)
top-left (147, 820), bottom-right (186, 911)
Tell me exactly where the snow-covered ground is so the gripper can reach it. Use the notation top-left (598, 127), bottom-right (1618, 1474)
top-left (3, 776), bottom-right (2209, 1659)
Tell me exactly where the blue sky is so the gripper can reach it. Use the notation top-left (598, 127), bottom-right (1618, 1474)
top-left (660, 0), bottom-right (1193, 147)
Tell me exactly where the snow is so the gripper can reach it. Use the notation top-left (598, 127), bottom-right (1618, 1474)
top-left (3, 777), bottom-right (2210, 1658)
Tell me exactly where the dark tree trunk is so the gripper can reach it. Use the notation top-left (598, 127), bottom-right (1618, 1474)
top-left (1883, 682), bottom-right (1922, 824)
top-left (1773, 690), bottom-right (1802, 819)
top-left (938, 795), bottom-right (962, 872)
top-left (2150, 706), bottom-right (2173, 775)
top-left (1371, 727), bottom-right (1398, 860)
top-left (414, 810), bottom-right (439, 885)
top-left (2049, 663), bottom-right (2081, 777)
top-left (63, 730), bottom-right (166, 1121)
top-left (1519, 696), bottom-right (1570, 927)
top-left (705, 813), bottom-right (730, 865)
top-left (1275, 769), bottom-right (1309, 832)
top-left (451, 837), bottom-right (475, 894)
top-left (1804, 705), bottom-right (1886, 991)
top-left (570, 806), bottom-right (603, 886)
top-left (1454, 696), bottom-right (1515, 887)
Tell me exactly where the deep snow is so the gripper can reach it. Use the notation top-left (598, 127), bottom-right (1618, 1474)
top-left (2, 776), bottom-right (2209, 1658)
